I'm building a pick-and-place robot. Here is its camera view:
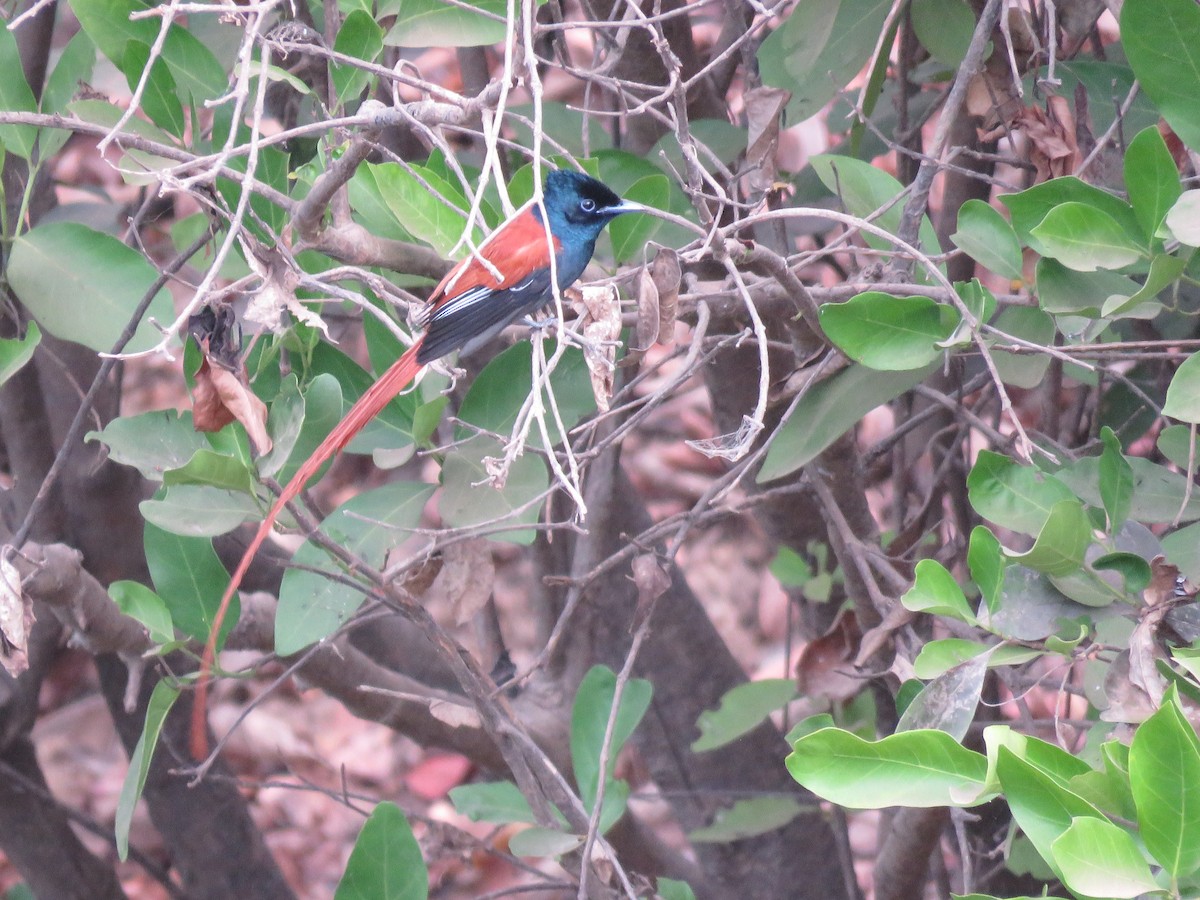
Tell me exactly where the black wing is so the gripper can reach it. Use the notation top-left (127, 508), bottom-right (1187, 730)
top-left (418, 267), bottom-right (555, 363)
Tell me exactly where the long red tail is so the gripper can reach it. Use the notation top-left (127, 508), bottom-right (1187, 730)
top-left (191, 340), bottom-right (425, 759)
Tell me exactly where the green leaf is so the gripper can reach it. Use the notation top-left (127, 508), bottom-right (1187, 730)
top-left (949, 199), bottom-right (1023, 281)
top-left (570, 665), bottom-right (652, 818)
top-left (1001, 177), bottom-right (1141, 249)
top-left (1029, 202), bottom-right (1144, 271)
top-left (508, 827), bottom-right (581, 858)
top-left (1156, 424), bottom-right (1195, 472)
top-left (275, 482), bottom-right (435, 655)
top-left (332, 10), bottom-right (384, 107)
top-left (692, 679), bottom-right (798, 752)
top-left (8, 223), bottom-right (175, 353)
top-left (370, 162), bottom-right (480, 257)
top-left (966, 450), bottom-right (1077, 536)
top-left (307, 343), bottom-right (418, 459)
top-left (87, 410), bottom-right (208, 480)
top-left (770, 546), bottom-right (812, 586)
top-left (143, 524), bottom-right (238, 644)
top-left (383, 0), bottom-right (511, 47)
top-left (1091, 552), bottom-right (1152, 596)
top-left (995, 747), bottom-right (1105, 881)
top-left (38, 30), bottom-right (96, 158)
top-left (968, 526), bottom-right (1004, 614)
top-left (68, 0), bottom-right (155, 68)
top-left (1125, 125), bottom-right (1182, 241)
top-left (902, 560), bottom-right (976, 624)
top-left (1163, 521), bottom-right (1200, 582)
top-left (758, 362), bottom-right (936, 482)
top-left (1070, 740), bottom-right (1137, 821)
top-left (990, 306), bottom-right (1054, 389)
top-left (1050, 817), bottom-right (1159, 899)
top-left (911, 640), bottom-right (1039, 680)
top-left (449, 781), bottom-right (537, 825)
top-left (69, 0), bottom-right (226, 105)
top-left (909, 0), bottom-right (977, 68)
top-left (1101, 250), bottom-right (1189, 317)
top-left (941, 279), bottom-right (997, 348)
top-left (1057, 455), bottom-right (1200, 524)
top-left (786, 728), bottom-right (989, 809)
top-left (67, 100), bottom-right (177, 182)
top-left (1166, 190), bottom-right (1200, 246)
top-left (656, 879), bottom-right (698, 900)
top-left (897, 651), bottom-right (989, 739)
top-left (0, 25), bottom-right (39, 159)
top-left (688, 796), bottom-right (808, 843)
top-left (608, 174), bottom-right (668, 263)
top-left (456, 343), bottom-right (595, 449)
top-left (980, 567), bottom-right (1093, 641)
top-left (123, 40), bottom-right (184, 137)
top-left (1122, 0), bottom-right (1200, 151)
top-left (115, 681), bottom-right (179, 860)
top-left (1003, 730), bottom-right (1095, 785)
top-left (819, 292), bottom-right (956, 371)
top-left (1034, 258), bottom-right (1140, 316)
top-left (334, 802), bottom-right (428, 900)
top-left (109, 580), bottom-right (174, 644)
top-left (159, 26), bottom-right (227, 106)
top-left (1004, 499), bottom-right (1091, 577)
top-left (438, 436), bottom-right (547, 545)
top-left (140, 485), bottom-right (259, 537)
top-left (1129, 688), bottom-right (1200, 878)
top-left (270, 373), bottom-right (350, 483)
top-left (348, 164), bottom-right (418, 242)
top-left (809, 155), bottom-right (940, 262)
top-left (1164, 353), bottom-right (1200, 424)
top-left (758, 0), bottom-right (893, 123)
top-left (0, 322), bottom-right (40, 389)
top-left (1099, 427), bottom-right (1134, 530)
top-left (164, 449), bottom-right (256, 494)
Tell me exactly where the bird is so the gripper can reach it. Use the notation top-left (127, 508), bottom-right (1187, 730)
top-left (191, 169), bottom-right (643, 758)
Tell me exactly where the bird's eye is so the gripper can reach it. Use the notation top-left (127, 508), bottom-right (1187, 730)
top-left (580, 198), bottom-right (597, 212)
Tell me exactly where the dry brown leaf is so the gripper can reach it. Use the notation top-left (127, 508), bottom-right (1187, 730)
top-left (634, 266), bottom-right (660, 352)
top-left (1145, 555), bottom-right (1180, 607)
top-left (796, 610), bottom-right (862, 703)
top-left (650, 247), bottom-right (681, 345)
top-left (630, 553), bottom-right (671, 631)
top-left (571, 283), bottom-right (622, 412)
top-left (188, 303), bottom-right (273, 454)
top-left (855, 603), bottom-right (914, 667)
top-left (744, 86), bottom-right (790, 196)
top-left (428, 699), bottom-right (482, 729)
top-left (1100, 650), bottom-right (1158, 724)
top-left (0, 555), bottom-right (33, 677)
top-left (192, 357), bottom-right (273, 454)
top-left (423, 539), bottom-right (495, 626)
top-left (987, 97), bottom-right (1080, 184)
top-left (244, 243), bottom-right (330, 338)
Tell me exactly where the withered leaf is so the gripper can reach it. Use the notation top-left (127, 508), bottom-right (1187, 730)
top-left (1100, 650), bottom-right (1158, 724)
top-left (192, 357), bottom-right (273, 455)
top-left (244, 243), bottom-right (330, 338)
top-left (796, 610), bottom-right (862, 703)
top-left (423, 539), bottom-right (495, 626)
top-left (571, 284), bottom-right (622, 413)
top-left (630, 554), bottom-right (671, 632)
top-left (743, 86), bottom-right (790, 196)
top-left (634, 266), bottom-right (660, 353)
top-left (650, 248), bottom-right (681, 345)
top-left (0, 554), bottom-right (33, 677)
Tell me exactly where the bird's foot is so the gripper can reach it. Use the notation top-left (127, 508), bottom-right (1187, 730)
top-left (522, 314), bottom-right (559, 335)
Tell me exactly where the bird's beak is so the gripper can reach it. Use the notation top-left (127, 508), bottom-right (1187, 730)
top-left (608, 199), bottom-right (645, 215)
